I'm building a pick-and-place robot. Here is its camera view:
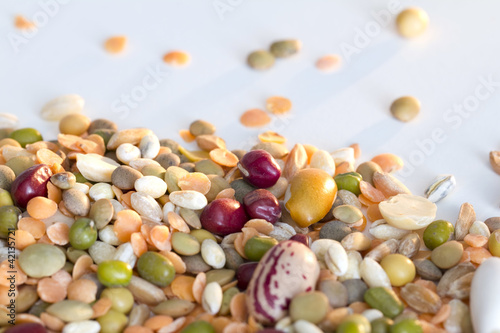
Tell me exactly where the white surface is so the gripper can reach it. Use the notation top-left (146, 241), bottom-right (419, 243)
top-left (1, 0), bottom-right (499, 223)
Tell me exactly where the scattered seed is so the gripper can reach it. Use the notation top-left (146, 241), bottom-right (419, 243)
top-left (316, 54), bottom-right (342, 72)
top-left (163, 51), bottom-right (190, 67)
top-left (266, 96), bottom-right (292, 115)
top-left (240, 109), bottom-right (271, 127)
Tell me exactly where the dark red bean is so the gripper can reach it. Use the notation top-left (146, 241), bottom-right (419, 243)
top-left (237, 150), bottom-right (281, 188)
top-left (200, 198), bottom-right (248, 236)
top-left (290, 233), bottom-right (311, 247)
top-left (236, 262), bottom-right (259, 290)
top-left (10, 164), bottom-right (52, 208)
top-left (6, 323), bottom-right (47, 333)
top-left (243, 189), bottom-right (281, 224)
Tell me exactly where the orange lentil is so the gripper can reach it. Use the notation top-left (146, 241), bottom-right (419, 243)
top-left (36, 148), bottom-right (63, 166)
top-left (350, 143), bottom-right (361, 159)
top-left (240, 109), bottom-right (271, 128)
top-left (13, 230), bottom-right (36, 250)
top-left (431, 304), bottom-right (451, 325)
top-left (0, 260), bottom-right (27, 287)
top-left (358, 194), bottom-right (377, 207)
top-left (114, 210), bottom-right (143, 243)
top-left (46, 222), bottom-right (70, 245)
top-left (209, 148), bottom-right (239, 167)
top-left (26, 196), bottom-right (58, 220)
top-left (371, 153), bottom-right (404, 173)
top-left (178, 172), bottom-right (211, 195)
top-left (352, 215), bottom-right (367, 232)
top-left (14, 15), bottom-right (35, 30)
top-left (51, 270), bottom-right (72, 289)
top-left (464, 234), bottom-right (488, 248)
top-left (40, 312), bottom-right (65, 331)
top-left (215, 188), bottom-right (236, 200)
top-left (266, 96), bottom-right (292, 115)
top-left (163, 51), bottom-right (191, 66)
top-left (315, 54), bottom-right (342, 73)
top-left (37, 277), bottom-right (66, 303)
top-left (366, 204), bottom-right (384, 222)
top-left (179, 129), bottom-right (196, 143)
top-left (18, 217), bottom-right (46, 239)
top-left (360, 181), bottom-right (386, 203)
top-left (465, 246), bottom-right (491, 264)
top-left (92, 297), bottom-right (113, 318)
top-left (171, 275), bottom-right (196, 302)
top-left (47, 181), bottom-right (62, 204)
top-left (258, 131), bottom-right (286, 144)
top-left (303, 144), bottom-right (319, 164)
top-left (167, 211), bottom-right (190, 233)
top-left (104, 36), bottom-right (127, 54)
top-left (334, 161), bottom-right (354, 175)
top-left (144, 315), bottom-right (174, 331)
top-left (192, 272), bottom-right (206, 304)
top-left (67, 279), bottom-right (97, 303)
top-left (120, 191), bottom-right (134, 208)
top-left (150, 225), bottom-right (172, 251)
top-left (229, 292), bottom-right (248, 322)
top-left (160, 251), bottom-right (186, 274)
top-left (131, 232), bottom-right (148, 257)
top-left (73, 255), bottom-right (94, 280)
top-left (212, 317), bottom-right (232, 333)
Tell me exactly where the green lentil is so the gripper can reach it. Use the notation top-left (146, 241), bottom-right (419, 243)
top-left (73, 171), bottom-right (88, 183)
top-left (372, 317), bottom-right (393, 333)
top-left (356, 161), bottom-right (383, 186)
top-left (9, 127), bottom-right (43, 147)
top-left (205, 269), bottom-right (235, 286)
top-left (19, 243), bottom-right (66, 278)
top-left (6, 156), bottom-right (36, 176)
top-left (219, 287), bottom-right (239, 316)
top-left (92, 129), bottom-right (115, 146)
top-left (390, 319), bottom-right (423, 333)
top-left (69, 218), bottom-right (97, 250)
top-left (100, 288), bottom-right (134, 314)
top-left (97, 260), bottom-right (133, 287)
top-left (390, 96), bottom-right (421, 122)
top-left (0, 165), bottom-right (16, 190)
top-left (247, 50), bottom-right (275, 70)
top-left (153, 299), bottom-right (196, 318)
top-left (334, 172), bottom-right (363, 195)
top-left (189, 120), bottom-right (216, 137)
top-left (430, 240), bottom-right (463, 269)
top-left (165, 166), bottom-right (189, 193)
top-left (423, 220), bottom-right (454, 250)
top-left (172, 232), bottom-right (201, 256)
top-left (206, 175), bottom-right (230, 202)
top-left (0, 189), bottom-right (14, 208)
top-left (289, 291), bottom-right (329, 324)
top-left (190, 229), bottom-right (217, 244)
top-left (270, 40), bottom-right (301, 58)
top-left (89, 198), bottom-right (114, 229)
top-left (195, 159), bottom-right (225, 176)
top-left (364, 287), bottom-right (404, 319)
top-left (181, 320), bottom-right (215, 333)
top-left (97, 309), bottom-right (128, 333)
top-left (244, 236), bottom-right (278, 261)
top-left (136, 251), bottom-right (175, 287)
top-left (46, 300), bottom-right (93, 322)
top-left (66, 247), bottom-right (88, 264)
top-left (333, 205), bottom-right (364, 224)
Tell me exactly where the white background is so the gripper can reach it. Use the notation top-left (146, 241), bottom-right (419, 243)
top-left (1, 0), bottom-right (499, 224)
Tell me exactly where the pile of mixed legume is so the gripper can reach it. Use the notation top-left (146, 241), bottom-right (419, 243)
top-left (0, 108), bottom-right (495, 333)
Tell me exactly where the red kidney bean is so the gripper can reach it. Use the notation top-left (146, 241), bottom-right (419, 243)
top-left (236, 262), bottom-right (259, 290)
top-left (10, 164), bottom-right (52, 208)
top-left (290, 233), bottom-right (311, 247)
top-left (6, 323), bottom-right (47, 333)
top-left (200, 198), bottom-right (248, 236)
top-left (237, 150), bottom-right (281, 188)
top-left (243, 189), bottom-right (281, 224)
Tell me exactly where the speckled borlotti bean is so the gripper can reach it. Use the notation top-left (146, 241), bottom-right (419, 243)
top-left (246, 240), bottom-right (320, 324)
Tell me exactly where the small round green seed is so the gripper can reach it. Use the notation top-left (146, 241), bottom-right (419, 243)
top-left (390, 319), bottom-right (423, 333)
top-left (247, 50), bottom-right (275, 70)
top-left (69, 218), bottom-right (97, 250)
top-left (137, 251), bottom-right (175, 287)
top-left (430, 240), bottom-right (463, 269)
top-left (244, 236), bottom-right (278, 261)
top-left (423, 220), bottom-right (454, 250)
top-left (390, 96), bottom-right (421, 122)
top-left (97, 260), bottom-right (133, 287)
top-left (97, 309), bottom-right (128, 333)
top-left (0, 205), bottom-right (21, 238)
top-left (100, 288), bottom-right (134, 314)
top-left (171, 232), bottom-right (201, 256)
top-left (9, 128), bottom-right (43, 147)
top-left (181, 320), bottom-right (216, 333)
